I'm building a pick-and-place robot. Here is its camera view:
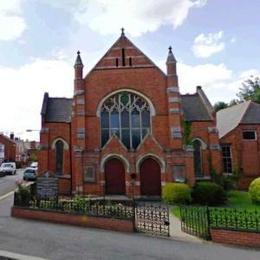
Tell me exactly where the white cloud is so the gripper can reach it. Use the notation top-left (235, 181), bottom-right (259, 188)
top-left (176, 62), bottom-right (260, 104)
top-left (46, 0), bottom-right (207, 37)
top-left (0, 0), bottom-right (26, 41)
top-left (0, 58), bottom-right (73, 140)
top-left (192, 31), bottom-right (225, 58)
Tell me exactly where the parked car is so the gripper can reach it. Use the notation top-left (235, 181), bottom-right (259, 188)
top-left (30, 162), bottom-right (38, 170)
top-left (23, 167), bottom-right (37, 181)
top-left (0, 162), bottom-right (16, 175)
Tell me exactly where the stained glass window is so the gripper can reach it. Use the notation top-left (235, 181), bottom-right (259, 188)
top-left (100, 92), bottom-right (151, 149)
top-left (55, 140), bottom-right (64, 175)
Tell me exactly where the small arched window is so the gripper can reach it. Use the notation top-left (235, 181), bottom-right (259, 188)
top-left (100, 92), bottom-right (151, 149)
top-left (192, 139), bottom-right (203, 177)
top-left (55, 140), bottom-right (64, 175)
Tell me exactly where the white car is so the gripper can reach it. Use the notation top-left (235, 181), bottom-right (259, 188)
top-left (0, 162), bottom-right (16, 175)
top-left (30, 162), bottom-right (38, 170)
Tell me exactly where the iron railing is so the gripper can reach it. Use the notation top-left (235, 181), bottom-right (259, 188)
top-left (209, 208), bottom-right (260, 232)
top-left (180, 206), bottom-right (260, 240)
top-left (180, 206), bottom-right (210, 240)
top-left (14, 193), bottom-right (134, 220)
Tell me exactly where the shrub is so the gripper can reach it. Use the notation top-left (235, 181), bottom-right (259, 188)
top-left (211, 169), bottom-right (240, 191)
top-left (249, 177), bottom-right (260, 204)
top-left (15, 184), bottom-right (31, 207)
top-left (191, 182), bottom-right (227, 206)
top-left (162, 183), bottom-right (191, 205)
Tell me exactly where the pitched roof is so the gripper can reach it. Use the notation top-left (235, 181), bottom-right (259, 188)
top-left (181, 87), bottom-right (214, 122)
top-left (88, 32), bottom-right (166, 76)
top-left (0, 134), bottom-right (16, 145)
top-left (41, 93), bottom-right (72, 123)
top-left (181, 94), bottom-right (213, 121)
top-left (217, 101), bottom-right (260, 138)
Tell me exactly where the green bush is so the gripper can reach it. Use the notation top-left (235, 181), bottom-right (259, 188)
top-left (211, 170), bottom-right (237, 191)
top-left (249, 177), bottom-right (260, 204)
top-left (191, 182), bottom-right (227, 206)
top-left (15, 184), bottom-right (31, 207)
top-left (162, 183), bottom-right (191, 205)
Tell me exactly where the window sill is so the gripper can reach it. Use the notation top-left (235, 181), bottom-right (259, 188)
top-left (195, 176), bottom-right (211, 180)
top-left (223, 172), bottom-right (233, 176)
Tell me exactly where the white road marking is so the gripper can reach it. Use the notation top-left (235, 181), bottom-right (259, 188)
top-left (0, 250), bottom-right (48, 260)
top-left (0, 190), bottom-right (14, 201)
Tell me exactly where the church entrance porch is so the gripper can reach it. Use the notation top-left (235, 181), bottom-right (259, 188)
top-left (105, 158), bottom-right (126, 195)
top-left (140, 158), bottom-right (161, 196)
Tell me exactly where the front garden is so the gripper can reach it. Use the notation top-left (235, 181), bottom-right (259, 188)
top-left (172, 190), bottom-right (260, 218)
top-left (164, 177), bottom-right (260, 241)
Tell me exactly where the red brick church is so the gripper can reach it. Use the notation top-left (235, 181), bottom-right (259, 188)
top-left (38, 30), bottom-right (222, 196)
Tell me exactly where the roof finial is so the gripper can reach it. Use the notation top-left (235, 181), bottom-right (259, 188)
top-left (166, 45), bottom-right (176, 64)
top-left (121, 27), bottom-right (125, 36)
top-left (74, 50), bottom-right (83, 67)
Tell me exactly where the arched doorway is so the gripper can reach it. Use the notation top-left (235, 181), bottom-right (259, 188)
top-left (105, 158), bottom-right (126, 195)
top-left (140, 158), bottom-right (161, 196)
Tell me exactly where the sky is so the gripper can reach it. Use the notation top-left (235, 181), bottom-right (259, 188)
top-left (0, 0), bottom-right (259, 140)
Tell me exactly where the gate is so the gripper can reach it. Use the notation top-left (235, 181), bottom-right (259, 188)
top-left (180, 206), bottom-right (210, 240)
top-left (135, 202), bottom-right (170, 237)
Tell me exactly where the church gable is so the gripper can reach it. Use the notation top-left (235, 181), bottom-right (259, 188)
top-left (136, 134), bottom-right (163, 155)
top-left (101, 134), bottom-right (128, 154)
top-left (93, 29), bottom-right (164, 72)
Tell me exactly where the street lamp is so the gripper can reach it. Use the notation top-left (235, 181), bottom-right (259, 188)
top-left (26, 129), bottom-right (40, 132)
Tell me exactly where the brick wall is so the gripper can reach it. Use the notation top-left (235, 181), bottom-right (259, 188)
top-left (220, 124), bottom-right (260, 189)
top-left (0, 134), bottom-right (16, 162)
top-left (211, 228), bottom-right (260, 248)
top-left (39, 122), bottom-right (71, 176)
top-left (12, 207), bottom-right (134, 233)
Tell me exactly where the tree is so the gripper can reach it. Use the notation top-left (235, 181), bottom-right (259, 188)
top-left (214, 101), bottom-right (229, 112)
top-left (237, 76), bottom-right (260, 103)
top-left (229, 99), bottom-right (240, 106)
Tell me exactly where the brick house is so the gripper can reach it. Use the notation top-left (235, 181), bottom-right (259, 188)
top-left (217, 101), bottom-right (260, 189)
top-left (38, 31), bottom-right (221, 196)
top-left (0, 134), bottom-right (16, 164)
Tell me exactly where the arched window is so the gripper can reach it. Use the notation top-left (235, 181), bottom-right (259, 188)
top-left (100, 92), bottom-right (151, 149)
top-left (55, 140), bottom-right (64, 174)
top-left (192, 139), bottom-right (203, 177)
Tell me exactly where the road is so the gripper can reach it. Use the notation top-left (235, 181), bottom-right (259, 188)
top-left (0, 169), bottom-right (23, 197)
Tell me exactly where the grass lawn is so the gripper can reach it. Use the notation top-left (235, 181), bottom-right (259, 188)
top-left (225, 190), bottom-right (260, 210)
top-left (171, 190), bottom-right (260, 218)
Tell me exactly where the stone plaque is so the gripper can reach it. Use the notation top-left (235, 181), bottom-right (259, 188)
top-left (36, 176), bottom-right (58, 199)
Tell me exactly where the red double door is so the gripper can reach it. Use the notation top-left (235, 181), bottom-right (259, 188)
top-left (105, 158), bottom-right (161, 196)
top-left (140, 158), bottom-right (161, 196)
top-left (105, 158), bottom-right (126, 195)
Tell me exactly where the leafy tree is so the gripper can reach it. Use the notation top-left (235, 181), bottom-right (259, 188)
top-left (237, 76), bottom-right (260, 103)
top-left (214, 101), bottom-right (229, 112)
top-left (229, 99), bottom-right (240, 106)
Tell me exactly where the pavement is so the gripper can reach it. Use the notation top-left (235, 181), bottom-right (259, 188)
top-left (169, 214), bottom-right (202, 243)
